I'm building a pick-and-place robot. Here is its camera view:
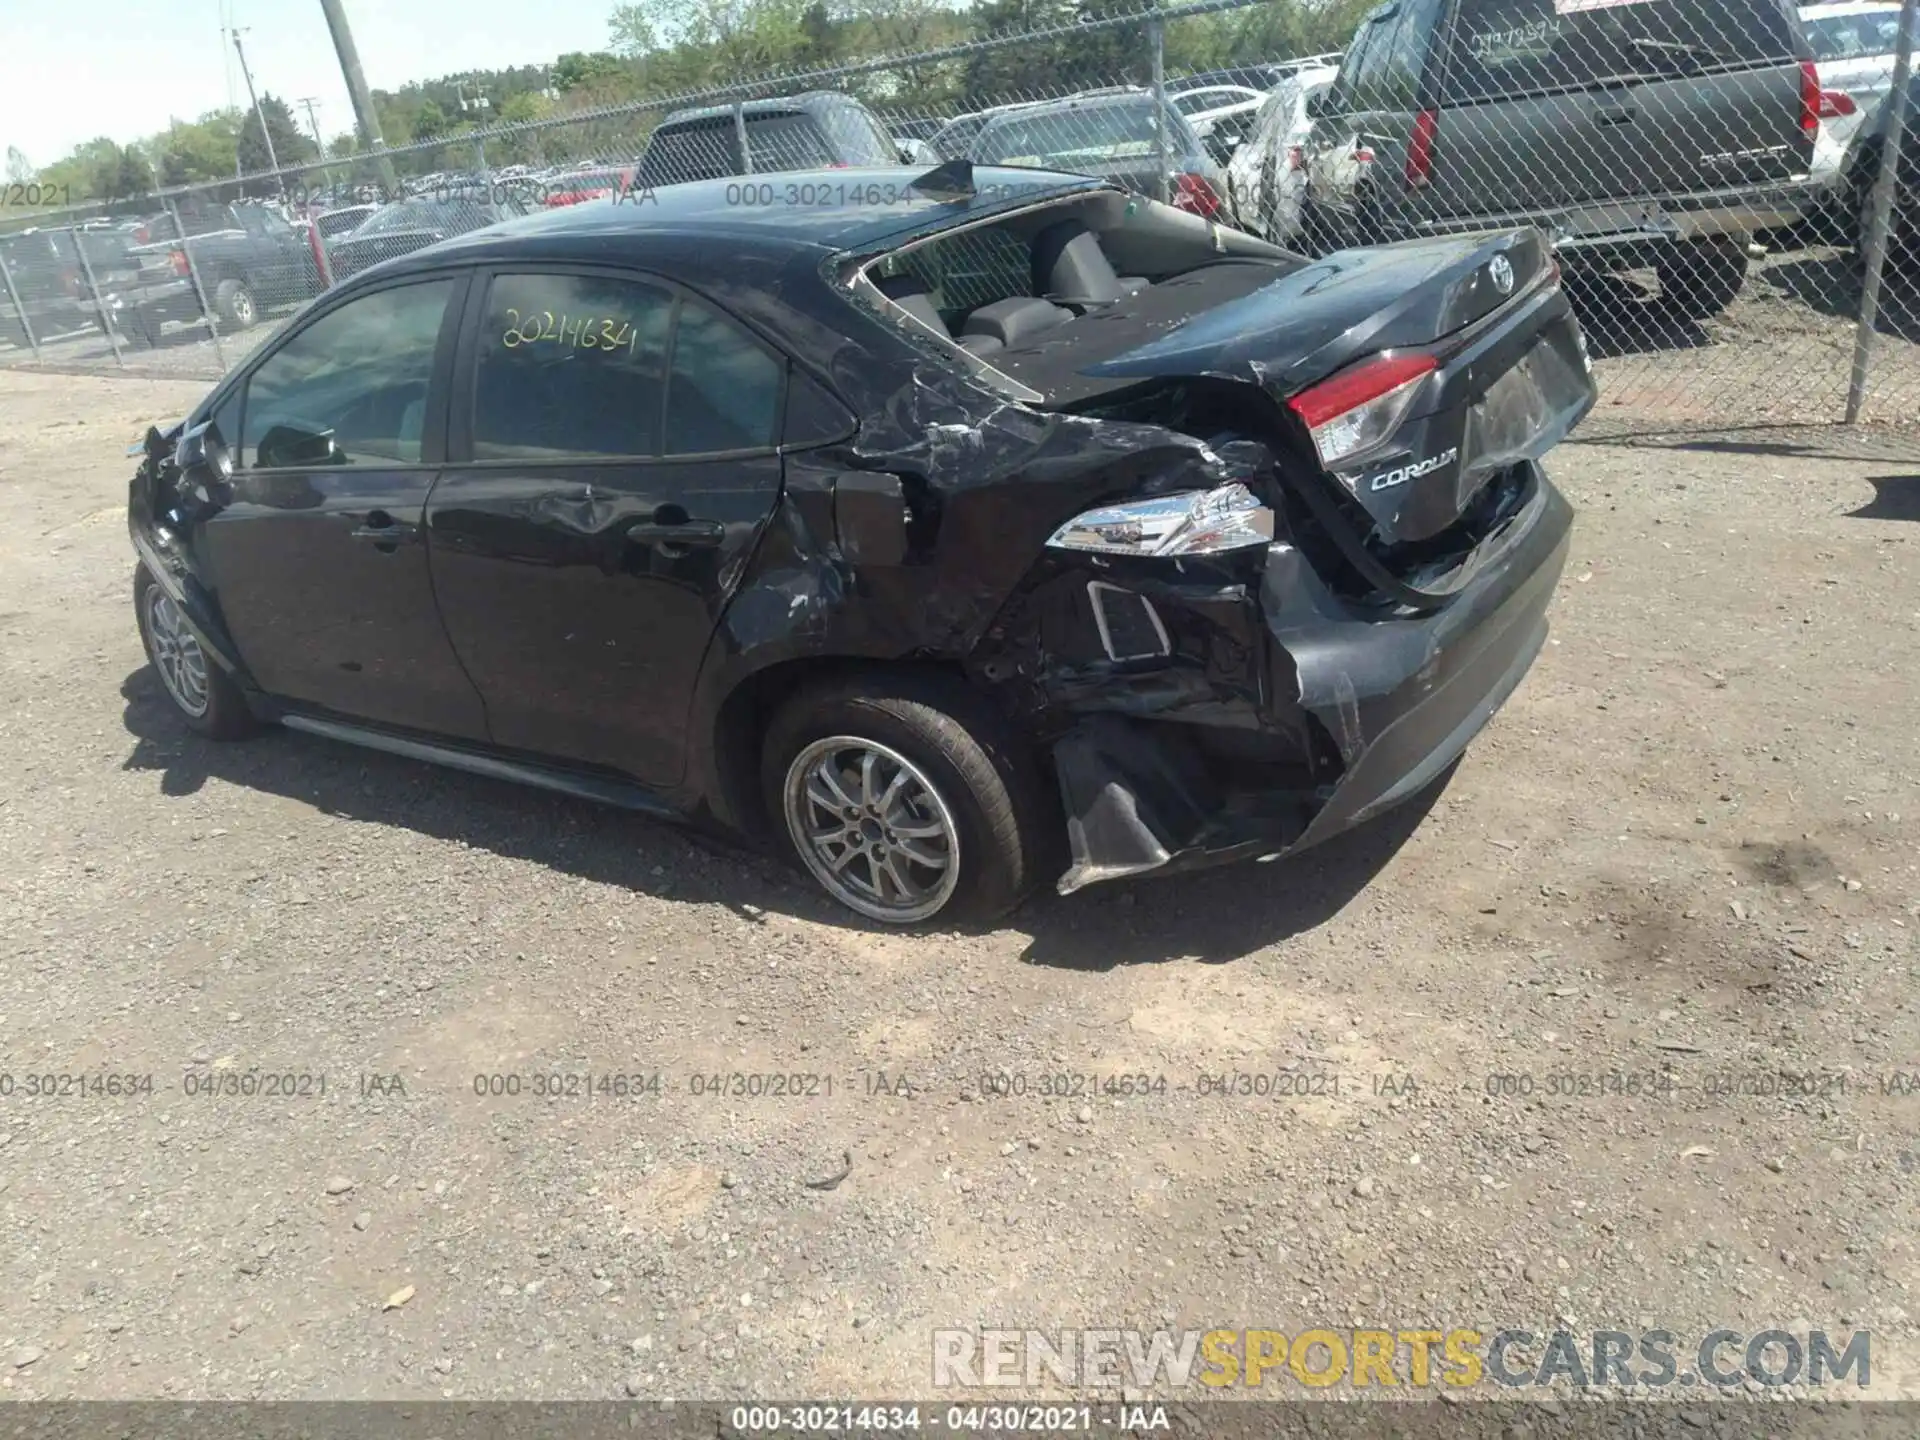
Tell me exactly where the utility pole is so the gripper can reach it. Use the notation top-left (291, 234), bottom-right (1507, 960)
top-left (318, 0), bottom-right (399, 196)
top-left (455, 81), bottom-right (492, 176)
top-left (297, 96), bottom-right (326, 154)
top-left (297, 96), bottom-right (329, 197)
top-left (232, 29), bottom-right (286, 201)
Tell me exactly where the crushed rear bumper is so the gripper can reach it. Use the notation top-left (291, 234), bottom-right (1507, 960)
top-left (1052, 463), bottom-right (1572, 892)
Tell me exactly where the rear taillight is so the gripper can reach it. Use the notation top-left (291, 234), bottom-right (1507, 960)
top-left (133, 225), bottom-right (149, 244)
top-left (1799, 60), bottom-right (1822, 137)
top-left (1406, 108), bottom-right (1438, 190)
top-left (1287, 352), bottom-right (1438, 469)
top-left (1172, 172), bottom-right (1223, 218)
top-left (1819, 88), bottom-right (1856, 119)
top-left (170, 249), bottom-right (190, 278)
top-left (1285, 145), bottom-right (1304, 172)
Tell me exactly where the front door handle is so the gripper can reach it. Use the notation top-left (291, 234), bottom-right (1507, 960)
top-left (352, 510), bottom-right (421, 547)
top-left (626, 518), bottom-right (724, 549)
top-left (1595, 106), bottom-right (1638, 127)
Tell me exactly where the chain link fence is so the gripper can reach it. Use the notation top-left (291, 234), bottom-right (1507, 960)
top-left (1, 0), bottom-right (1915, 451)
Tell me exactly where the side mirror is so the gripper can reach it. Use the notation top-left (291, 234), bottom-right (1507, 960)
top-left (1306, 91), bottom-right (1331, 120)
top-left (172, 418), bottom-right (235, 510)
top-left (898, 138), bottom-right (937, 165)
top-left (255, 422), bottom-right (339, 470)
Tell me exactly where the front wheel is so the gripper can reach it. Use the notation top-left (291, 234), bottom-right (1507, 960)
top-left (761, 674), bottom-right (1053, 926)
top-left (134, 567), bottom-right (256, 739)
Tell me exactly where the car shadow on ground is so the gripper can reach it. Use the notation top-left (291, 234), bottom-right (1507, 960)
top-left (1847, 474), bottom-right (1920, 521)
top-left (1563, 275), bottom-right (1713, 360)
top-left (1753, 252), bottom-right (1920, 340)
top-left (1010, 774), bottom-right (1447, 970)
top-left (118, 666), bottom-right (1445, 964)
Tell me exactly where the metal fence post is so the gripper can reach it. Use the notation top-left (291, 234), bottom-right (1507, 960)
top-left (69, 223), bottom-right (126, 368)
top-left (0, 248), bottom-right (41, 363)
top-left (1846, 0), bottom-right (1918, 423)
top-left (734, 101), bottom-right (753, 175)
top-left (1149, 12), bottom-right (1170, 204)
top-left (165, 195), bottom-right (228, 370)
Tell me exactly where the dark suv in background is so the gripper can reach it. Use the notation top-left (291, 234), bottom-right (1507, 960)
top-left (1303, 0), bottom-right (1821, 319)
top-left (636, 92), bottom-right (902, 186)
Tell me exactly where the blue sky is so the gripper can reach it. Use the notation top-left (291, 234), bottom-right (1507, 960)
top-left (1, 0), bottom-right (619, 168)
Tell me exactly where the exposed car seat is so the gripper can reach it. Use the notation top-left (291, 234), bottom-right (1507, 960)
top-left (960, 296), bottom-right (1073, 350)
top-left (1031, 221), bottom-right (1149, 309)
top-left (874, 272), bottom-right (1006, 356)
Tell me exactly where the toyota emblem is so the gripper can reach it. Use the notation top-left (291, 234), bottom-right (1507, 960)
top-left (1489, 254), bottom-right (1515, 295)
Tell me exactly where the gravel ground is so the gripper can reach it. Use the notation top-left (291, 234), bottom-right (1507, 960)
top-left (1, 368), bottom-right (1918, 1409)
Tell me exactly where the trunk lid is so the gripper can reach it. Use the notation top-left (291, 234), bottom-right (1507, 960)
top-left (1083, 228), bottom-right (1551, 394)
top-left (1082, 227), bottom-right (1595, 548)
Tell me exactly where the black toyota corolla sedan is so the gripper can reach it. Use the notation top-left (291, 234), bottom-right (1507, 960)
top-left (128, 162), bottom-right (1595, 926)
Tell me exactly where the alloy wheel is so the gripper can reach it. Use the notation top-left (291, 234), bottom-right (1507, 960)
top-left (782, 736), bottom-right (960, 923)
top-left (144, 586), bottom-right (211, 718)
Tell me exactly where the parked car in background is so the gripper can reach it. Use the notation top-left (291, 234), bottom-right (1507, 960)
top-left (1800, 2), bottom-right (1908, 216)
top-left (1168, 83), bottom-right (1269, 154)
top-left (325, 187), bottom-right (538, 281)
top-left (968, 89), bottom-right (1229, 217)
top-left (1302, 0), bottom-right (1821, 320)
top-left (636, 92), bottom-right (899, 186)
top-left (118, 202), bottom-right (320, 342)
top-left (927, 100), bottom-right (1046, 161)
top-left (310, 205), bottom-right (378, 243)
top-left (126, 164), bottom-right (1594, 925)
top-left (0, 227), bottom-right (139, 348)
top-left (1841, 69), bottom-right (1918, 264)
top-left (1225, 62), bottom-right (1341, 241)
top-left (541, 166), bottom-right (639, 207)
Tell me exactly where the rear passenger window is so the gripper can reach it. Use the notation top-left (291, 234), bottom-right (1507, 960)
top-left (1439, 0), bottom-right (1799, 103)
top-left (471, 273), bottom-right (782, 460)
top-left (665, 299), bottom-right (784, 454)
top-left (473, 273), bottom-right (674, 460)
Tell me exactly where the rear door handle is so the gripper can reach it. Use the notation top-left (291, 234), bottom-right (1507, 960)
top-left (626, 519), bottom-right (724, 549)
top-left (1595, 107), bottom-right (1638, 127)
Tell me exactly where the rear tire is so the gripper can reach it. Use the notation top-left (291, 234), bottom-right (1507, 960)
top-left (761, 673), bottom-right (1053, 927)
top-left (134, 567), bottom-right (256, 740)
top-left (1655, 237), bottom-right (1749, 321)
top-left (214, 278), bottom-right (258, 331)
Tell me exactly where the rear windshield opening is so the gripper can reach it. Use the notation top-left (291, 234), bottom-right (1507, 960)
top-left (847, 189), bottom-right (1298, 407)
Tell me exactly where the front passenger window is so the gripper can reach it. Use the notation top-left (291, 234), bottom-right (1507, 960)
top-left (242, 279), bottom-right (454, 469)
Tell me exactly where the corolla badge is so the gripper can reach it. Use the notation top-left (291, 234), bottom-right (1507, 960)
top-left (1369, 447), bottom-right (1459, 492)
top-left (1488, 254), bottom-right (1515, 295)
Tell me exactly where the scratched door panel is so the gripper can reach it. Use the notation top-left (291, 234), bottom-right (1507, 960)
top-left (427, 269), bottom-right (787, 788)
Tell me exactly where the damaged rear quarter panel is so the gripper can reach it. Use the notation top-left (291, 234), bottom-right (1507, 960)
top-left (692, 245), bottom-right (1276, 820)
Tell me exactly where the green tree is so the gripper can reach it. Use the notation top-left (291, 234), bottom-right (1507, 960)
top-left (155, 111), bottom-right (243, 187)
top-left (4, 147), bottom-right (32, 185)
top-left (551, 49), bottom-right (630, 90)
top-left (236, 93), bottom-right (318, 184)
top-left (963, 0), bottom-right (1078, 104)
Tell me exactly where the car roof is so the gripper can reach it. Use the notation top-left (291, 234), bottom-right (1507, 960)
top-left (346, 165), bottom-right (1111, 275)
top-left (977, 89), bottom-right (1160, 122)
top-left (657, 90), bottom-right (862, 129)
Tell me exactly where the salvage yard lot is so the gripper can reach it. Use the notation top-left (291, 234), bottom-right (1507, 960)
top-left (1, 368), bottom-right (1918, 1400)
